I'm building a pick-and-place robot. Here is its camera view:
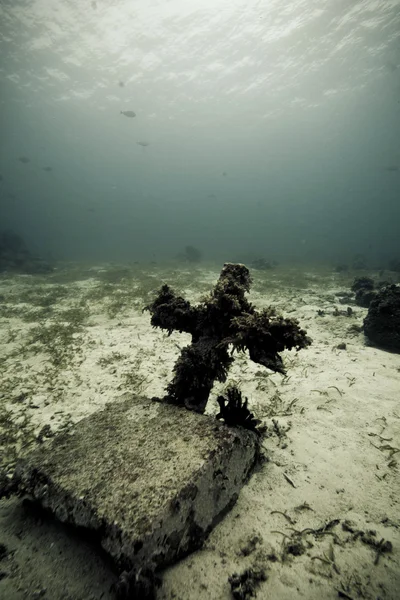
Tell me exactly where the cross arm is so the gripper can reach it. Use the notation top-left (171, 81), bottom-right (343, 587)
top-left (145, 284), bottom-right (196, 335)
top-left (228, 308), bottom-right (311, 374)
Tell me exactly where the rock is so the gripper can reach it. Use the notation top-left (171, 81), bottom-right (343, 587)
top-left (364, 285), bottom-right (400, 351)
top-left (355, 289), bottom-right (377, 308)
top-left (352, 277), bottom-right (374, 292)
top-left (351, 277), bottom-right (377, 308)
top-left (7, 394), bottom-right (259, 594)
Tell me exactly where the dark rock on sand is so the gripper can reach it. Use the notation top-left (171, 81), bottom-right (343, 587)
top-left (364, 285), bottom-right (400, 352)
top-left (351, 277), bottom-right (377, 308)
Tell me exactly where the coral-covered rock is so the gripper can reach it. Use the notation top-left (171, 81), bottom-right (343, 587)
top-left (355, 289), bottom-right (377, 308)
top-left (352, 277), bottom-right (374, 292)
top-left (364, 285), bottom-right (400, 351)
top-left (351, 277), bottom-right (377, 308)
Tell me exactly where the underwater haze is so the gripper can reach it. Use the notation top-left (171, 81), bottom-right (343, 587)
top-left (0, 0), bottom-right (399, 265)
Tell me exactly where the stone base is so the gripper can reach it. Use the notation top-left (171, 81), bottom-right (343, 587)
top-left (9, 394), bottom-right (258, 581)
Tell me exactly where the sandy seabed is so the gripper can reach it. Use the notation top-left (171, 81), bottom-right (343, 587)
top-left (0, 262), bottom-right (399, 600)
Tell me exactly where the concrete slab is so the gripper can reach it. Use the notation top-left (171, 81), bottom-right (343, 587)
top-left (9, 394), bottom-right (258, 580)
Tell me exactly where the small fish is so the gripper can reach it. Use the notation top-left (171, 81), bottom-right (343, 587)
top-left (43, 166), bottom-right (53, 172)
top-left (137, 141), bottom-right (149, 147)
top-left (384, 165), bottom-right (399, 172)
top-left (118, 81), bottom-right (125, 87)
top-left (120, 110), bottom-right (136, 118)
top-left (222, 171), bottom-right (227, 176)
top-left (18, 156), bottom-right (30, 163)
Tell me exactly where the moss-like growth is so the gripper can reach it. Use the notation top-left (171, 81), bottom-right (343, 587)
top-left (228, 565), bottom-right (268, 599)
top-left (146, 263), bottom-right (311, 413)
top-left (216, 387), bottom-right (261, 434)
top-left (26, 303), bottom-right (89, 367)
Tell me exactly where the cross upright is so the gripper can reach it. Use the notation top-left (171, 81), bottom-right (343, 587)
top-left (146, 263), bottom-right (311, 413)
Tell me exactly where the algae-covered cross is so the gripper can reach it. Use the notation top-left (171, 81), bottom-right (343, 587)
top-left (146, 263), bottom-right (311, 413)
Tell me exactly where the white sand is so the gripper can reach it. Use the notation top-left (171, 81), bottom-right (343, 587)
top-left (0, 264), bottom-right (399, 599)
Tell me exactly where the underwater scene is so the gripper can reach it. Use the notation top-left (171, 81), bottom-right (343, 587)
top-left (0, 1), bottom-right (400, 599)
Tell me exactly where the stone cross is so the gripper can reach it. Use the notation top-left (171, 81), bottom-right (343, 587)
top-left (146, 263), bottom-right (311, 413)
